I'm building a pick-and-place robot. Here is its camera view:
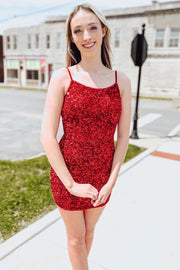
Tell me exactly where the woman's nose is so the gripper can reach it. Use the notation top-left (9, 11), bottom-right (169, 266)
top-left (83, 29), bottom-right (91, 40)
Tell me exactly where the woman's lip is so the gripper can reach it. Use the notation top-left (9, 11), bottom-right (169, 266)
top-left (82, 42), bottom-right (96, 48)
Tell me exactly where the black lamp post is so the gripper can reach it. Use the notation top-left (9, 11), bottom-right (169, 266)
top-left (130, 24), bottom-right (148, 139)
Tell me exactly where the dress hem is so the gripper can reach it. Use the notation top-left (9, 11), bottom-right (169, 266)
top-left (55, 198), bottom-right (110, 211)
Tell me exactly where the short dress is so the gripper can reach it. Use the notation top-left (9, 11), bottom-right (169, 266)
top-left (50, 68), bottom-right (122, 211)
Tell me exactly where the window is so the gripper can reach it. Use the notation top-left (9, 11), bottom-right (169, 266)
top-left (35, 34), bottom-right (39, 49)
top-left (41, 72), bottom-right (45, 83)
top-left (6, 36), bottom-right (10, 49)
top-left (7, 69), bottom-right (18, 78)
top-left (155, 29), bottom-right (165, 47)
top-left (27, 34), bottom-right (32, 49)
top-left (114, 30), bottom-right (120, 48)
top-left (46, 34), bottom-right (50, 49)
top-left (27, 70), bottom-right (38, 80)
top-left (168, 28), bottom-right (180, 47)
top-left (13, 35), bottom-right (17, 49)
top-left (56, 33), bottom-right (61, 49)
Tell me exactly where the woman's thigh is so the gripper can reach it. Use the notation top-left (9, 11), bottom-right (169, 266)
top-left (84, 205), bottom-right (106, 232)
top-left (57, 206), bottom-right (86, 239)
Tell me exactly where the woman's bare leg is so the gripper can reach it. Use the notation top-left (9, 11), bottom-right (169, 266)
top-left (84, 205), bottom-right (106, 256)
top-left (58, 207), bottom-right (88, 270)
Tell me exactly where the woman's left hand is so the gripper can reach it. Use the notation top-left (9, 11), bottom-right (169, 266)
top-left (91, 183), bottom-right (112, 207)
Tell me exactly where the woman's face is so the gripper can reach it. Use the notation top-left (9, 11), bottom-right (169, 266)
top-left (70, 9), bottom-right (106, 57)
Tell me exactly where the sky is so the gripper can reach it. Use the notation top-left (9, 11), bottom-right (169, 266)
top-left (0, 0), bottom-right (178, 34)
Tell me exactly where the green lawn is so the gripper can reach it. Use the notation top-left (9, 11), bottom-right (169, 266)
top-left (0, 143), bottom-right (145, 242)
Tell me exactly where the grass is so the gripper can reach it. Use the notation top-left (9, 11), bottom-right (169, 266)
top-left (132, 95), bottom-right (172, 101)
top-left (0, 85), bottom-right (47, 92)
top-left (123, 143), bottom-right (145, 163)
top-left (0, 143), bottom-right (145, 242)
top-left (0, 155), bottom-right (55, 243)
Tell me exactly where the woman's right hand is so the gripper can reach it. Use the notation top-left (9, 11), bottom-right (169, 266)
top-left (68, 182), bottom-right (99, 201)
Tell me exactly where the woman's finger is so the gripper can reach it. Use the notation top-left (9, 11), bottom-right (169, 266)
top-left (91, 186), bottom-right (98, 195)
top-left (93, 196), bottom-right (102, 207)
top-left (87, 191), bottom-right (97, 200)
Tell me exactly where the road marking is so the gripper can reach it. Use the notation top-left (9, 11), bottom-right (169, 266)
top-left (114, 113), bottom-right (162, 138)
top-left (168, 123), bottom-right (180, 137)
top-left (130, 113), bottom-right (162, 130)
top-left (151, 151), bottom-right (180, 161)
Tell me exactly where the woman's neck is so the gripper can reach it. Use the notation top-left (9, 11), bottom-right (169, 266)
top-left (78, 56), bottom-right (105, 73)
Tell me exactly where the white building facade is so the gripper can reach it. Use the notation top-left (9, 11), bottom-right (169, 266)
top-left (3, 1), bottom-right (180, 97)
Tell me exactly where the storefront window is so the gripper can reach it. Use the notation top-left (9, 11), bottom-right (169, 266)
top-left (27, 70), bottom-right (38, 80)
top-left (7, 69), bottom-right (18, 78)
top-left (41, 72), bottom-right (45, 83)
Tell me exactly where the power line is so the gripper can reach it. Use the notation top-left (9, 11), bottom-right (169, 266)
top-left (0, 0), bottom-right (76, 23)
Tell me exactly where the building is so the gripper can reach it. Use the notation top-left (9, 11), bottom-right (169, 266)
top-left (0, 36), bottom-right (4, 82)
top-left (3, 1), bottom-right (180, 97)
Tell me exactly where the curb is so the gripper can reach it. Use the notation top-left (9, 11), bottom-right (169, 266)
top-left (0, 209), bottom-right (60, 261)
top-left (119, 147), bottom-right (156, 176)
top-left (0, 147), bottom-right (156, 261)
top-left (25, 152), bottom-right (45, 160)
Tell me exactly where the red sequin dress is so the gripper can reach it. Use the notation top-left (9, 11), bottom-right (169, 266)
top-left (50, 68), bottom-right (122, 211)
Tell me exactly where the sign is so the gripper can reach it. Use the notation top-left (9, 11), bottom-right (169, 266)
top-left (131, 33), bottom-right (148, 66)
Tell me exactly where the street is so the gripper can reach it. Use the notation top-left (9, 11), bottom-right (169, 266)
top-left (132, 98), bottom-right (180, 138)
top-left (0, 87), bottom-right (180, 270)
top-left (0, 87), bottom-right (180, 161)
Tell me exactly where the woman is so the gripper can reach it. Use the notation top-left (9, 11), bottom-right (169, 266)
top-left (41, 3), bottom-right (131, 270)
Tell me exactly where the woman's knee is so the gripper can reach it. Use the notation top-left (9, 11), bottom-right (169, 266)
top-left (85, 227), bottom-right (95, 240)
top-left (67, 232), bottom-right (86, 249)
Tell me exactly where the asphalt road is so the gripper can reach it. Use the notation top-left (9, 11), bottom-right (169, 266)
top-left (0, 88), bottom-right (179, 161)
top-left (133, 98), bottom-right (180, 138)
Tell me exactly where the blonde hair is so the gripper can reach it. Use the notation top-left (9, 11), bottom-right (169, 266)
top-left (66, 3), bottom-right (112, 69)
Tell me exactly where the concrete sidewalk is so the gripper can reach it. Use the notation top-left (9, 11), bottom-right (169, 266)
top-left (0, 137), bottom-right (180, 270)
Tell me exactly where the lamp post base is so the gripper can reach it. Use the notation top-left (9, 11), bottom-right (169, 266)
top-left (130, 130), bottom-right (139, 139)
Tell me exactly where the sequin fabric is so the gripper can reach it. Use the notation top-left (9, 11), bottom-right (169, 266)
top-left (50, 68), bottom-right (122, 211)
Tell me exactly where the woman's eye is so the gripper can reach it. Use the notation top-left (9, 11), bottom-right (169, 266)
top-left (90, 26), bottom-right (97, 30)
top-left (74, 29), bottom-right (81, 34)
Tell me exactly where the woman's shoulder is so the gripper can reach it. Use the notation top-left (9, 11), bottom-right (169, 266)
top-left (49, 67), bottom-right (70, 92)
top-left (115, 70), bottom-right (130, 83)
top-left (50, 67), bottom-right (69, 82)
top-left (47, 67), bottom-right (71, 97)
top-left (115, 70), bottom-right (131, 96)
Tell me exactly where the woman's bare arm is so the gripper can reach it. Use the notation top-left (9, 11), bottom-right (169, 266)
top-left (40, 68), bottom-right (74, 189)
top-left (40, 68), bottom-right (98, 200)
top-left (107, 72), bottom-right (131, 189)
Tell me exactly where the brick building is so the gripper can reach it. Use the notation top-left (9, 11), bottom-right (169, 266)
top-left (3, 1), bottom-right (180, 97)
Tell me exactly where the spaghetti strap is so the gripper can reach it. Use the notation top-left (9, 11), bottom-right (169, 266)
top-left (66, 67), bottom-right (73, 81)
top-left (115, 70), bottom-right (117, 83)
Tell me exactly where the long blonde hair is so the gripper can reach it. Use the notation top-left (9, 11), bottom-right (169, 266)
top-left (66, 3), bottom-right (112, 69)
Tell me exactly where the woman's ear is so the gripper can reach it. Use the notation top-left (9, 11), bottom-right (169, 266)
top-left (71, 36), bottom-right (74, 43)
top-left (102, 26), bottom-right (107, 37)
